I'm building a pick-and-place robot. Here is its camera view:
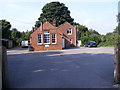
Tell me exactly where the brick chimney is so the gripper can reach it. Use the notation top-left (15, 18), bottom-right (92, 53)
top-left (53, 19), bottom-right (56, 27)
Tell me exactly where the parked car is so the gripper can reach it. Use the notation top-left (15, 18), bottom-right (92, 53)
top-left (21, 40), bottom-right (28, 48)
top-left (84, 41), bottom-right (97, 47)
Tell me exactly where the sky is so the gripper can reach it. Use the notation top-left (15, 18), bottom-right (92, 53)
top-left (0, 0), bottom-right (119, 35)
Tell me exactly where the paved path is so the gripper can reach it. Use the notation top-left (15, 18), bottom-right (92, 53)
top-left (7, 47), bottom-right (115, 88)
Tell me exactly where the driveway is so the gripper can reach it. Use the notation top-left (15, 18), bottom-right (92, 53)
top-left (7, 47), bottom-right (115, 88)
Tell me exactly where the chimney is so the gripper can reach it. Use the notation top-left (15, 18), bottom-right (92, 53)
top-left (53, 19), bottom-right (56, 27)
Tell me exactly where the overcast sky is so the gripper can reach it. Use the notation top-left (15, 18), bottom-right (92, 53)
top-left (0, 0), bottom-right (119, 35)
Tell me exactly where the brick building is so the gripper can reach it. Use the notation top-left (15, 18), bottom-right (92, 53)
top-left (30, 21), bottom-right (77, 51)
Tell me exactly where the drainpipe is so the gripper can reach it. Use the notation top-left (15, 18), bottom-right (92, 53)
top-left (40, 22), bottom-right (43, 31)
top-left (74, 26), bottom-right (77, 46)
top-left (40, 22), bottom-right (44, 46)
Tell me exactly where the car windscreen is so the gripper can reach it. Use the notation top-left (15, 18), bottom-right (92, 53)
top-left (89, 41), bottom-right (96, 43)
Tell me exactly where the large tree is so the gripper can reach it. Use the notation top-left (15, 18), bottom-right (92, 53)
top-left (11, 28), bottom-right (21, 41)
top-left (35, 1), bottom-right (74, 27)
top-left (0, 19), bottom-right (11, 39)
top-left (113, 25), bottom-right (120, 34)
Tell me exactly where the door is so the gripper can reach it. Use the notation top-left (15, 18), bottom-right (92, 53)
top-left (62, 38), bottom-right (65, 48)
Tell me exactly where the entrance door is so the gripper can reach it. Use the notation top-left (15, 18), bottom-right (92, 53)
top-left (62, 38), bottom-right (65, 48)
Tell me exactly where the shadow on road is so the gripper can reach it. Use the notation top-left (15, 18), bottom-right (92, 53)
top-left (7, 51), bottom-right (115, 88)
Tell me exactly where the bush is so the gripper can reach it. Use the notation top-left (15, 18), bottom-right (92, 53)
top-left (80, 44), bottom-right (84, 47)
top-left (98, 42), bottom-right (114, 47)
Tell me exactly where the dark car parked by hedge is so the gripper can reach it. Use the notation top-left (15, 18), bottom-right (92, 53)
top-left (84, 41), bottom-right (97, 47)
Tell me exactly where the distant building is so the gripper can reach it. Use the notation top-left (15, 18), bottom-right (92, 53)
top-left (30, 21), bottom-right (78, 51)
top-left (0, 38), bottom-right (13, 49)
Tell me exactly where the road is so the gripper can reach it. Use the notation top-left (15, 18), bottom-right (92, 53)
top-left (7, 47), bottom-right (115, 88)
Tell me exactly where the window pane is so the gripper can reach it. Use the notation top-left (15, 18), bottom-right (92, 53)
top-left (38, 34), bottom-right (42, 43)
top-left (52, 34), bottom-right (56, 44)
top-left (44, 34), bottom-right (50, 43)
top-left (66, 28), bottom-right (72, 35)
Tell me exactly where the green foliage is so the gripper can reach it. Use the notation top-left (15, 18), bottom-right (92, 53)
top-left (98, 42), bottom-right (114, 47)
top-left (81, 36), bottom-right (89, 44)
top-left (98, 33), bottom-right (118, 47)
top-left (77, 25), bottom-right (88, 33)
top-left (100, 35), bottom-right (106, 42)
top-left (105, 33), bottom-right (118, 44)
top-left (1, 19), bottom-right (12, 39)
top-left (1, 19), bottom-right (32, 46)
top-left (35, 1), bottom-right (74, 27)
top-left (88, 29), bottom-right (100, 35)
top-left (11, 28), bottom-right (21, 41)
top-left (73, 22), bottom-right (80, 26)
top-left (113, 25), bottom-right (120, 35)
top-left (88, 34), bottom-right (101, 44)
top-left (20, 30), bottom-right (31, 40)
top-left (80, 44), bottom-right (84, 47)
top-left (77, 25), bottom-right (101, 45)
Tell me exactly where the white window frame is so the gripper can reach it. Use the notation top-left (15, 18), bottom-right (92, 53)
top-left (66, 28), bottom-right (72, 35)
top-left (44, 31), bottom-right (50, 44)
top-left (52, 34), bottom-right (57, 44)
top-left (37, 34), bottom-right (42, 45)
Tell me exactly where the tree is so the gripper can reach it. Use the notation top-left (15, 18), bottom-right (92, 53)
top-left (25, 30), bottom-right (32, 40)
top-left (88, 29), bottom-right (100, 35)
top-left (77, 25), bottom-right (88, 39)
top-left (113, 25), bottom-right (120, 35)
top-left (35, 1), bottom-right (74, 27)
top-left (88, 34), bottom-right (101, 44)
top-left (77, 25), bottom-right (88, 33)
top-left (21, 31), bottom-right (26, 40)
top-left (100, 35), bottom-right (106, 42)
top-left (10, 28), bottom-right (22, 46)
top-left (0, 19), bottom-right (11, 39)
top-left (81, 36), bottom-right (89, 44)
top-left (11, 28), bottom-right (21, 41)
top-left (105, 33), bottom-right (118, 44)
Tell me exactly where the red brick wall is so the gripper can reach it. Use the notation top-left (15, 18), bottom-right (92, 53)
top-left (30, 21), bottom-right (77, 51)
top-left (58, 22), bottom-right (77, 48)
top-left (30, 22), bottom-right (62, 51)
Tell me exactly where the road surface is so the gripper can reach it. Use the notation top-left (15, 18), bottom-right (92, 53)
top-left (7, 47), bottom-right (115, 88)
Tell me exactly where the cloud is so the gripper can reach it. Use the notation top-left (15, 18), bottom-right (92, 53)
top-left (83, 19), bottom-right (92, 27)
top-left (6, 3), bottom-right (24, 10)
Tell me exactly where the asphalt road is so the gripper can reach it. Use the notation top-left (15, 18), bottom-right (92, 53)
top-left (7, 47), bottom-right (115, 88)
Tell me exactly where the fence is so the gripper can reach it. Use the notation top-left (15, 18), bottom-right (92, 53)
top-left (114, 42), bottom-right (120, 84)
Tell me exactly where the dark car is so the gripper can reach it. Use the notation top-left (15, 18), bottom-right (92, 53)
top-left (84, 41), bottom-right (97, 47)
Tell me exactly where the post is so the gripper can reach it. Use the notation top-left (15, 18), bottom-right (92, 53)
top-left (114, 42), bottom-right (120, 84)
top-left (0, 47), bottom-right (2, 90)
top-left (0, 46), bottom-right (9, 89)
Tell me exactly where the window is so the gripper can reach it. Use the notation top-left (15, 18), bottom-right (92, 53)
top-left (38, 34), bottom-right (42, 44)
top-left (52, 34), bottom-right (56, 44)
top-left (66, 28), bottom-right (72, 35)
top-left (44, 31), bottom-right (50, 44)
